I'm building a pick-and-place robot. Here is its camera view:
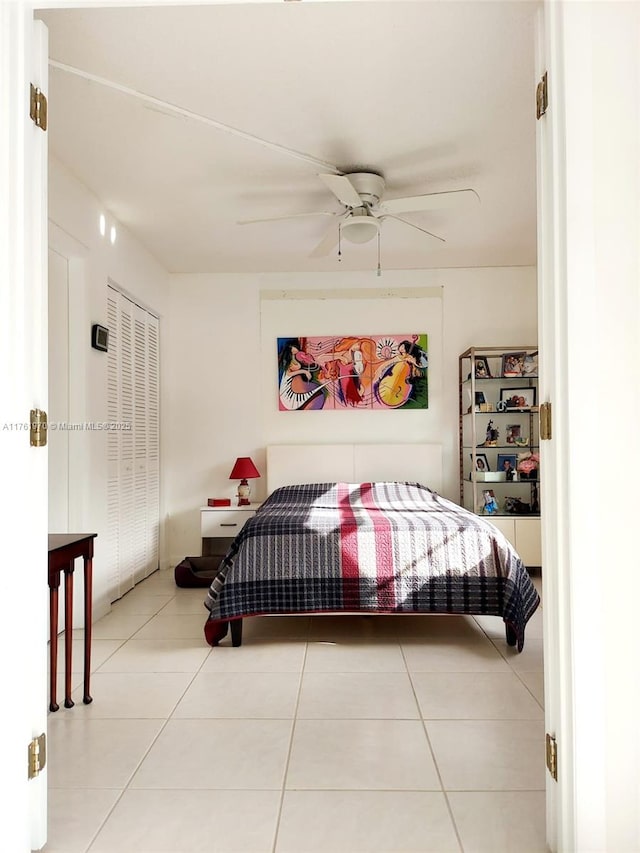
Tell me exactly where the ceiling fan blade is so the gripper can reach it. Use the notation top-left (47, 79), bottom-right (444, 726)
top-left (309, 225), bottom-right (340, 258)
top-left (237, 212), bottom-right (337, 226)
top-left (380, 214), bottom-right (446, 243)
top-left (49, 60), bottom-right (342, 175)
top-left (379, 188), bottom-right (479, 215)
top-left (318, 174), bottom-right (363, 208)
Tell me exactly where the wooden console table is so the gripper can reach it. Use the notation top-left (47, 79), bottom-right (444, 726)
top-left (48, 533), bottom-right (97, 712)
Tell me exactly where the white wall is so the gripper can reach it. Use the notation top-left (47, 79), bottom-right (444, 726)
top-left (164, 266), bottom-right (537, 566)
top-left (48, 157), bottom-right (170, 620)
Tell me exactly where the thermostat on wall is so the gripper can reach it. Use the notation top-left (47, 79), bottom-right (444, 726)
top-left (91, 324), bottom-right (109, 352)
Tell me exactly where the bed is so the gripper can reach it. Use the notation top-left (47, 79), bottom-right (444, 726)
top-left (203, 444), bottom-right (540, 651)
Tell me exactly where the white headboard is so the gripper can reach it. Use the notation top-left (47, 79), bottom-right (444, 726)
top-left (266, 444), bottom-right (442, 495)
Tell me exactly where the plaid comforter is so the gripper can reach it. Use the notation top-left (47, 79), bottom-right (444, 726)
top-left (204, 482), bottom-right (540, 651)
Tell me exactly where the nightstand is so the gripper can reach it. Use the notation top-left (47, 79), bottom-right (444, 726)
top-left (200, 503), bottom-right (262, 558)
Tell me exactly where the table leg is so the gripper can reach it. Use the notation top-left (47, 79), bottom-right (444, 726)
top-left (64, 563), bottom-right (75, 708)
top-left (83, 555), bottom-right (93, 705)
top-left (49, 579), bottom-right (59, 713)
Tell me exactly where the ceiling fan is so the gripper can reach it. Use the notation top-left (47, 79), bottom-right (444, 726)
top-left (238, 171), bottom-right (479, 258)
top-left (50, 60), bottom-right (480, 260)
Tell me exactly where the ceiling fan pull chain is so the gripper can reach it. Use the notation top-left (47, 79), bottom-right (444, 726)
top-left (377, 229), bottom-right (382, 277)
top-left (338, 226), bottom-right (342, 262)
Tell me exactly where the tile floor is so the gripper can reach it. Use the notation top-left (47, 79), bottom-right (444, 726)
top-left (42, 569), bottom-right (545, 853)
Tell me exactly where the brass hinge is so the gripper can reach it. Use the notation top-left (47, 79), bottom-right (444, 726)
top-left (28, 733), bottom-right (46, 780)
top-left (30, 408), bottom-right (48, 447)
top-left (540, 401), bottom-right (552, 440)
top-left (536, 72), bottom-right (548, 119)
top-left (29, 84), bottom-right (48, 131)
top-left (546, 732), bottom-right (558, 781)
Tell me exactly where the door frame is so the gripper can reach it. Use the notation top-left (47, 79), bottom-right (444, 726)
top-left (538, 2), bottom-right (640, 850)
top-left (536, 5), bottom-right (577, 849)
top-left (0, 7), bottom-right (49, 850)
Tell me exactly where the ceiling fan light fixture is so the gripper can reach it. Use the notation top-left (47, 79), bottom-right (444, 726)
top-left (340, 211), bottom-right (380, 244)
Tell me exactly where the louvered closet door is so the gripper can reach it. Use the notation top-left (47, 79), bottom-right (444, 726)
top-left (106, 286), bottom-right (160, 601)
top-left (133, 305), bottom-right (148, 584)
top-left (118, 295), bottom-right (136, 595)
top-left (146, 314), bottom-right (160, 576)
top-left (106, 290), bottom-right (121, 597)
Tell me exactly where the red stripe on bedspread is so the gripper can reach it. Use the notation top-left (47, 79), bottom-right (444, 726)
top-left (337, 483), bottom-right (360, 609)
top-left (359, 483), bottom-right (397, 610)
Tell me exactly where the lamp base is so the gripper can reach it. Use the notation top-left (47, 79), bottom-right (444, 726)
top-left (237, 479), bottom-right (251, 506)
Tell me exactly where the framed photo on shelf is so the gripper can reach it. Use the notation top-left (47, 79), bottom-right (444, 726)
top-left (505, 424), bottom-right (522, 444)
top-left (501, 351), bottom-right (526, 377)
top-left (482, 489), bottom-right (498, 513)
top-left (472, 453), bottom-right (490, 472)
top-left (499, 387), bottom-right (537, 409)
top-left (522, 352), bottom-right (538, 377)
top-left (497, 453), bottom-right (517, 476)
top-left (474, 391), bottom-right (487, 406)
top-left (474, 357), bottom-right (491, 379)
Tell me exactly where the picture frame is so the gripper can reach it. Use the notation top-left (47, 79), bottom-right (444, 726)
top-left (522, 352), bottom-right (538, 377)
top-left (472, 453), bottom-right (490, 472)
top-left (474, 391), bottom-right (487, 406)
top-left (501, 351), bottom-right (526, 377)
top-left (505, 423), bottom-right (522, 444)
top-left (474, 357), bottom-right (491, 379)
top-left (482, 489), bottom-right (498, 514)
top-left (278, 333), bottom-right (428, 411)
top-left (497, 453), bottom-right (517, 476)
top-left (499, 387), bottom-right (537, 409)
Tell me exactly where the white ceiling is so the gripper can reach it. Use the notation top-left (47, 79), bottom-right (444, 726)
top-left (37, 1), bottom-right (538, 274)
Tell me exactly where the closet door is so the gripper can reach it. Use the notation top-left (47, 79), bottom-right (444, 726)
top-left (106, 286), bottom-right (160, 600)
top-left (118, 295), bottom-right (136, 596)
top-left (146, 314), bottom-right (160, 576)
top-left (133, 305), bottom-right (148, 584)
top-left (106, 290), bottom-right (121, 597)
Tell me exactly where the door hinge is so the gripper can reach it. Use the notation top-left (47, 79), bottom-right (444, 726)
top-left (30, 408), bottom-right (48, 447)
top-left (546, 732), bottom-right (558, 781)
top-left (28, 733), bottom-right (46, 780)
top-left (30, 84), bottom-right (48, 131)
top-left (540, 401), bottom-right (552, 440)
top-left (536, 72), bottom-right (548, 119)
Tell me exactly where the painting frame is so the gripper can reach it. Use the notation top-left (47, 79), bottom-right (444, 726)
top-left (277, 334), bottom-right (429, 411)
top-left (501, 351), bottom-right (526, 377)
top-left (499, 387), bottom-right (537, 409)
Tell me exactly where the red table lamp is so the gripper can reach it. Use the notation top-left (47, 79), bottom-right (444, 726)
top-left (229, 456), bottom-right (260, 506)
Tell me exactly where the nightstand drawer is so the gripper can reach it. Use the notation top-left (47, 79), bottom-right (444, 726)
top-left (200, 508), bottom-right (257, 538)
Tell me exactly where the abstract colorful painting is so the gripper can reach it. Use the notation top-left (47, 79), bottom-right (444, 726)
top-left (277, 335), bottom-right (428, 411)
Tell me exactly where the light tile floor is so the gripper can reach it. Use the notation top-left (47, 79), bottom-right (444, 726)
top-left (42, 569), bottom-right (545, 853)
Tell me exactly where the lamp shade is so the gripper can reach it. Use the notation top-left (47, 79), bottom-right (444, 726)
top-left (229, 457), bottom-right (260, 480)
